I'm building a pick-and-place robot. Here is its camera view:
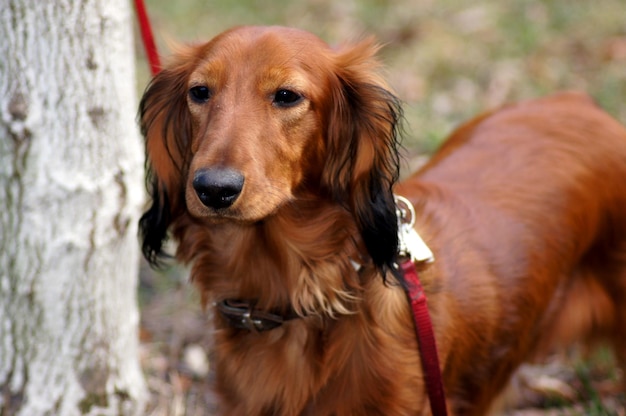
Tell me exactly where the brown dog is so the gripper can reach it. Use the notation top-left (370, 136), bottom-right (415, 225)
top-left (139, 25), bottom-right (626, 415)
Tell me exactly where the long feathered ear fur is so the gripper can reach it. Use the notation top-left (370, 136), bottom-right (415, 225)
top-left (138, 49), bottom-right (198, 266)
top-left (323, 39), bottom-right (403, 272)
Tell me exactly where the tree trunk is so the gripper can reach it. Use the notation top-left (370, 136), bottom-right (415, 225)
top-left (0, 1), bottom-right (146, 415)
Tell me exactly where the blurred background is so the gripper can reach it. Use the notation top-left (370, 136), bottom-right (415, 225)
top-left (137, 0), bottom-right (626, 153)
top-left (136, 1), bottom-right (626, 414)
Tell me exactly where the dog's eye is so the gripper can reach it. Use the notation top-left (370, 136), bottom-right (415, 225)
top-left (189, 86), bottom-right (211, 103)
top-left (273, 89), bottom-right (303, 107)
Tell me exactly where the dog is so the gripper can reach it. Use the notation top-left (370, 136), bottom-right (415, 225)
top-left (139, 25), bottom-right (626, 415)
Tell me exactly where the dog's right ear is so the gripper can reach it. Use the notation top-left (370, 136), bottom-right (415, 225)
top-left (138, 48), bottom-right (198, 266)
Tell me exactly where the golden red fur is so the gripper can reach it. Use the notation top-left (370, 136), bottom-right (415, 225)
top-left (139, 26), bottom-right (626, 415)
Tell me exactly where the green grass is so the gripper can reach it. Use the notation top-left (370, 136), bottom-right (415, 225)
top-left (576, 347), bottom-right (623, 415)
top-left (139, 0), bottom-right (626, 154)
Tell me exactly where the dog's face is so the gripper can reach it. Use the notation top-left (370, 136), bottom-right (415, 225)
top-left (140, 25), bottom-right (402, 269)
top-left (182, 27), bottom-right (331, 221)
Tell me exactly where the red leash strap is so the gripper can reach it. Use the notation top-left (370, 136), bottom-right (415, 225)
top-left (134, 0), bottom-right (161, 76)
top-left (400, 259), bottom-right (448, 416)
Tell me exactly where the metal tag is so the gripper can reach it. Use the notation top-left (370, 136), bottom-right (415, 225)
top-left (400, 223), bottom-right (434, 263)
top-left (395, 195), bottom-right (435, 264)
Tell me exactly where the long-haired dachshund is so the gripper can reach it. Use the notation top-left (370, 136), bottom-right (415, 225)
top-left (139, 26), bottom-right (626, 415)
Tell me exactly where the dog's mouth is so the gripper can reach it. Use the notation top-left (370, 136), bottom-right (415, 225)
top-left (185, 195), bottom-right (245, 222)
top-left (185, 184), bottom-right (285, 225)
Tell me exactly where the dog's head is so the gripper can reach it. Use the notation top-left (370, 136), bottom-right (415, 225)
top-left (139, 26), bottom-right (402, 270)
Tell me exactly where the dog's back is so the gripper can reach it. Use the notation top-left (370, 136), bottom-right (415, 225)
top-left (397, 92), bottom-right (626, 412)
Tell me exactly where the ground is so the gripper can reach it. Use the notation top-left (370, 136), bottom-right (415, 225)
top-left (136, 1), bottom-right (626, 414)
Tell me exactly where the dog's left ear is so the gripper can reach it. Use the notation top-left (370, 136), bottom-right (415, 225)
top-left (322, 38), bottom-right (402, 271)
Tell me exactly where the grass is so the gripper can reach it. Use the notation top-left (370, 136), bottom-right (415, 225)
top-left (139, 0), bottom-right (626, 154)
top-left (136, 1), bottom-right (625, 413)
top-left (575, 347), bottom-right (624, 415)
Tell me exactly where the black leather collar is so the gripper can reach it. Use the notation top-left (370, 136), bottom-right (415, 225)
top-left (216, 299), bottom-right (301, 332)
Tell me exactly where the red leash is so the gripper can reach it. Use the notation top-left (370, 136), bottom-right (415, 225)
top-left (395, 195), bottom-right (447, 415)
top-left (134, 0), bottom-right (161, 76)
top-left (400, 259), bottom-right (448, 415)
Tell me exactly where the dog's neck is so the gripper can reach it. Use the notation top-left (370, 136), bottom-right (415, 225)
top-left (173, 197), bottom-right (373, 319)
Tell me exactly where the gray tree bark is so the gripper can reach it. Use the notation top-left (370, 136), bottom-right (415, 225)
top-left (0, 0), bottom-right (147, 414)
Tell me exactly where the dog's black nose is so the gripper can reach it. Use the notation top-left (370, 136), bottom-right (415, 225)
top-left (192, 168), bottom-right (244, 209)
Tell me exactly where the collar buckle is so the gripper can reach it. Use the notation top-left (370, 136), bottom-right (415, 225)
top-left (216, 299), bottom-right (297, 332)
